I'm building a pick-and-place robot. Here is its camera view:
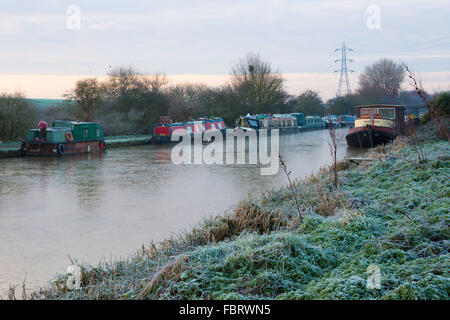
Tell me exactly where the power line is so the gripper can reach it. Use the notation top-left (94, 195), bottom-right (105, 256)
top-left (354, 35), bottom-right (450, 55)
top-left (334, 41), bottom-right (354, 97)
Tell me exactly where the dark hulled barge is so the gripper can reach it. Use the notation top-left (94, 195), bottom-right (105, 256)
top-left (21, 120), bottom-right (106, 156)
top-left (346, 105), bottom-right (405, 148)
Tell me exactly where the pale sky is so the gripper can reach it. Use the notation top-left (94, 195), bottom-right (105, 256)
top-left (0, 0), bottom-right (449, 100)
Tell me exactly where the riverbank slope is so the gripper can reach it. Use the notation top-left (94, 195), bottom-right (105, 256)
top-left (28, 123), bottom-right (450, 300)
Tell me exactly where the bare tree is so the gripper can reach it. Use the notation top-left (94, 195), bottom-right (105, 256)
top-left (107, 67), bottom-right (168, 96)
top-left (64, 78), bottom-right (104, 122)
top-left (230, 52), bottom-right (287, 113)
top-left (403, 63), bottom-right (449, 141)
top-left (358, 59), bottom-right (405, 101)
top-left (106, 67), bottom-right (148, 100)
top-left (146, 73), bottom-right (168, 92)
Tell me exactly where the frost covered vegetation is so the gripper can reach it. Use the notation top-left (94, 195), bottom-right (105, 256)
top-left (28, 124), bottom-right (449, 300)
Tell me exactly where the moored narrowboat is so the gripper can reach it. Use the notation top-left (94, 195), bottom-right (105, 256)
top-left (235, 114), bottom-right (299, 134)
top-left (346, 105), bottom-right (405, 148)
top-left (302, 115), bottom-right (324, 130)
top-left (150, 117), bottom-right (227, 144)
top-left (339, 115), bottom-right (356, 127)
top-left (290, 112), bottom-right (306, 129)
top-left (21, 120), bottom-right (106, 156)
top-left (290, 113), bottom-right (323, 131)
top-left (322, 115), bottom-right (341, 128)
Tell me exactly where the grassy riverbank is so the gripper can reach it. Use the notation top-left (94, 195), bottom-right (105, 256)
top-left (27, 123), bottom-right (449, 300)
top-left (104, 135), bottom-right (152, 147)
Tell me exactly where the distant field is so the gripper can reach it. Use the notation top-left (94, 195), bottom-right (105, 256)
top-left (27, 99), bottom-right (66, 109)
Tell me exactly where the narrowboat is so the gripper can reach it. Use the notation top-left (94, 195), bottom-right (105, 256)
top-left (235, 114), bottom-right (299, 134)
top-left (346, 105), bottom-right (405, 148)
top-left (322, 115), bottom-right (341, 128)
top-left (150, 117), bottom-right (227, 144)
top-left (286, 113), bottom-right (324, 131)
top-left (302, 115), bottom-right (324, 130)
top-left (21, 120), bottom-right (106, 156)
top-left (290, 112), bottom-right (306, 129)
top-left (339, 115), bottom-right (356, 127)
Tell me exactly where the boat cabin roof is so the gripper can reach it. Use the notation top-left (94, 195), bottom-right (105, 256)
top-left (305, 115), bottom-right (321, 119)
top-left (356, 105), bottom-right (405, 112)
top-left (245, 114), bottom-right (296, 120)
top-left (356, 105), bottom-right (405, 120)
top-left (155, 117), bottom-right (225, 127)
top-left (52, 120), bottom-right (102, 129)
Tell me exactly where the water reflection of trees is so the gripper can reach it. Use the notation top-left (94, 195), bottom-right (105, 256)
top-left (0, 157), bottom-right (59, 208)
top-left (65, 153), bottom-right (106, 215)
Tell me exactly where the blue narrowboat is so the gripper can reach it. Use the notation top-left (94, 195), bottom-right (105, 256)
top-left (322, 115), bottom-right (341, 128)
top-left (339, 115), bottom-right (356, 127)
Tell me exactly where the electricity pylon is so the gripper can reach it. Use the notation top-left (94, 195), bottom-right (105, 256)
top-left (334, 41), bottom-right (354, 97)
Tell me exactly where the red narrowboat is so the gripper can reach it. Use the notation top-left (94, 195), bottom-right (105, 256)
top-left (150, 117), bottom-right (227, 144)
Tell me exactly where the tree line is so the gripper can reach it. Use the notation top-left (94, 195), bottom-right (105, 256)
top-left (0, 54), bottom-right (448, 141)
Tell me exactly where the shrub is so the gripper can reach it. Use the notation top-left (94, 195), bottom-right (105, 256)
top-left (0, 92), bottom-right (35, 141)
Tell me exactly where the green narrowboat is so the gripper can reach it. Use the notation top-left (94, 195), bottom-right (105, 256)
top-left (303, 116), bottom-right (324, 130)
top-left (21, 120), bottom-right (106, 156)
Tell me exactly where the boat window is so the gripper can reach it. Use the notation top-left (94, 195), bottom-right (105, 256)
top-left (211, 123), bottom-right (216, 130)
top-left (361, 108), bottom-right (377, 116)
top-left (378, 108), bottom-right (395, 119)
top-left (202, 125), bottom-right (206, 131)
top-left (187, 127), bottom-right (193, 134)
top-left (218, 123), bottom-right (223, 129)
top-left (97, 129), bottom-right (101, 137)
top-left (83, 128), bottom-right (89, 138)
top-left (247, 119), bottom-right (258, 128)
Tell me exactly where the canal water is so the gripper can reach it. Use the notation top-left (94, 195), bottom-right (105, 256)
top-left (0, 128), bottom-right (359, 297)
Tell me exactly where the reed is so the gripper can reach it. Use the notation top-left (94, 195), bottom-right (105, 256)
top-left (278, 154), bottom-right (303, 221)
